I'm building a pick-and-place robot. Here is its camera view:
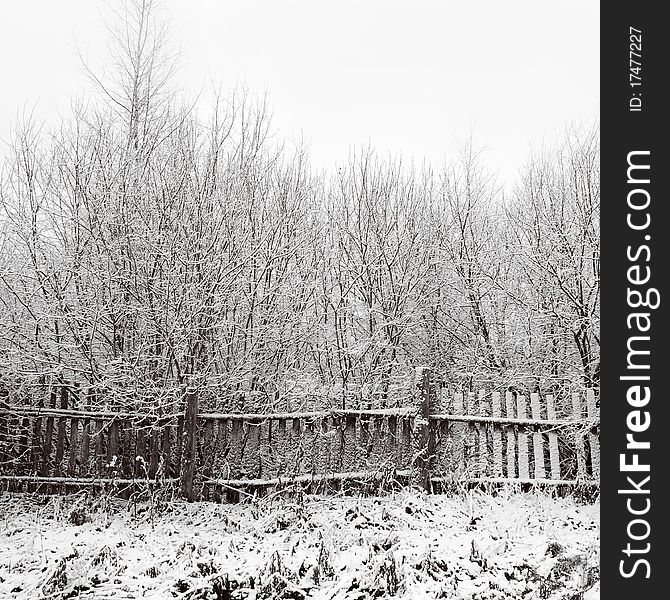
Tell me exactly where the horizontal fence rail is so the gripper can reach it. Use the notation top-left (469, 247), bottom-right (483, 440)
top-left (0, 369), bottom-right (600, 501)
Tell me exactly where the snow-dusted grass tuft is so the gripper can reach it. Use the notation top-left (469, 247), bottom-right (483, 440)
top-left (0, 488), bottom-right (599, 599)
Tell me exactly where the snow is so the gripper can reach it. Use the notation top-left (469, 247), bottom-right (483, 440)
top-left (0, 488), bottom-right (599, 599)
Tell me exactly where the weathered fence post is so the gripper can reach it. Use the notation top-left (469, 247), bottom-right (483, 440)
top-left (412, 367), bottom-right (433, 491)
top-left (181, 387), bottom-right (199, 501)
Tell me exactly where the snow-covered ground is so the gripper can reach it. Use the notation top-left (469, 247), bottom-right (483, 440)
top-left (0, 488), bottom-right (598, 599)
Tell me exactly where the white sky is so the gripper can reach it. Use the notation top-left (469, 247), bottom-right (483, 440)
top-left (0, 0), bottom-right (599, 185)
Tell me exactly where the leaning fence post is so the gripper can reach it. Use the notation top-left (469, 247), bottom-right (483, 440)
top-left (181, 387), bottom-right (199, 501)
top-left (412, 366), bottom-right (433, 491)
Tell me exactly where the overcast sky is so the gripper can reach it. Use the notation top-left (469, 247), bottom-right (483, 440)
top-left (0, 0), bottom-right (598, 185)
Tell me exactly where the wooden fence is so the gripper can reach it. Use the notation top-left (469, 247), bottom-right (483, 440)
top-left (0, 368), bottom-right (600, 501)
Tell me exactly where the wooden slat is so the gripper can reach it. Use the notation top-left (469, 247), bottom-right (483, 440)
top-left (122, 423), bottom-right (133, 478)
top-left (466, 391), bottom-right (475, 472)
top-left (271, 418), bottom-right (283, 475)
top-left (162, 423), bottom-right (172, 477)
top-left (572, 393), bottom-right (587, 479)
top-left (545, 395), bottom-right (561, 480)
top-left (478, 390), bottom-right (488, 476)
top-left (334, 416), bottom-right (344, 473)
top-left (148, 426), bottom-right (159, 479)
top-left (491, 392), bottom-right (503, 476)
top-left (430, 476), bottom-right (599, 486)
top-left (0, 411), bottom-right (7, 470)
top-left (427, 418), bottom-right (437, 478)
top-left (530, 393), bottom-right (546, 479)
top-left (32, 417), bottom-right (43, 475)
top-left (243, 422), bottom-right (262, 479)
top-left (439, 420), bottom-right (450, 474)
top-left (175, 414), bottom-right (184, 477)
top-left (429, 414), bottom-right (574, 426)
top-left (68, 418), bottom-right (78, 477)
top-left (217, 419), bottom-right (230, 477)
top-left (263, 419), bottom-right (273, 478)
top-left (355, 417), bottom-right (367, 470)
top-left (195, 407), bottom-right (414, 421)
top-left (230, 418), bottom-right (243, 478)
top-left (453, 391), bottom-right (466, 475)
top-left (201, 468), bottom-right (413, 488)
top-left (0, 406), bottom-right (182, 421)
top-left (311, 418), bottom-right (323, 476)
top-left (95, 420), bottom-right (105, 475)
top-left (202, 419), bottom-right (214, 500)
top-left (505, 392), bottom-right (515, 478)
top-left (586, 389), bottom-right (600, 478)
top-left (41, 416), bottom-right (55, 477)
top-left (18, 417), bottom-right (31, 474)
top-left (340, 415), bottom-right (353, 474)
top-left (370, 416), bottom-right (382, 462)
top-left (55, 388), bottom-right (69, 476)
top-left (384, 415), bottom-right (395, 468)
top-left (385, 415), bottom-right (399, 470)
top-left (321, 417), bottom-right (333, 474)
top-left (135, 425), bottom-right (147, 478)
top-left (0, 474), bottom-right (180, 486)
top-left (434, 384), bottom-right (448, 475)
top-left (401, 417), bottom-right (412, 470)
top-left (516, 395), bottom-right (529, 479)
top-left (108, 421), bottom-right (119, 468)
top-left (80, 419), bottom-right (90, 476)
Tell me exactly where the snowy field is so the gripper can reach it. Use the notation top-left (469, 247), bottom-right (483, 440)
top-left (0, 488), bottom-right (599, 599)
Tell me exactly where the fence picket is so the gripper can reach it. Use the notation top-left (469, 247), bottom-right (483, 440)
top-left (478, 389), bottom-right (488, 476)
top-left (80, 419), bottom-right (90, 476)
top-left (505, 392), bottom-right (515, 478)
top-left (387, 415), bottom-right (397, 469)
top-left (216, 419), bottom-right (229, 478)
top-left (0, 411), bottom-right (7, 471)
top-left (466, 391), bottom-right (475, 473)
top-left (491, 392), bottom-right (502, 476)
top-left (55, 388), bottom-right (68, 476)
top-left (31, 417), bottom-right (42, 475)
top-left (202, 419), bottom-right (214, 500)
top-left (149, 425), bottom-right (159, 479)
top-left (586, 389), bottom-right (600, 478)
top-left (18, 417), bottom-right (30, 475)
top-left (530, 393), bottom-right (546, 479)
top-left (545, 395), bottom-right (561, 480)
top-left (95, 419), bottom-right (104, 475)
top-left (453, 391), bottom-right (466, 476)
top-left (68, 418), bottom-right (78, 477)
top-left (108, 421), bottom-right (119, 468)
top-left (162, 422), bottom-right (172, 477)
top-left (136, 425), bottom-right (147, 478)
top-left (401, 416), bottom-right (412, 471)
top-left (516, 395), bottom-right (529, 479)
top-left (41, 416), bottom-right (54, 477)
top-left (244, 422), bottom-right (261, 479)
top-left (572, 393), bottom-right (587, 479)
top-left (175, 413), bottom-right (184, 477)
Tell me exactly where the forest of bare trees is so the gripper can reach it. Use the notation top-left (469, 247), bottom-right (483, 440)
top-left (0, 1), bottom-right (599, 413)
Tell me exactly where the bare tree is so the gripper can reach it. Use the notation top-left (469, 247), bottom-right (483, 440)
top-left (0, 0), bottom-right (599, 411)
top-left (505, 124), bottom-right (600, 390)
